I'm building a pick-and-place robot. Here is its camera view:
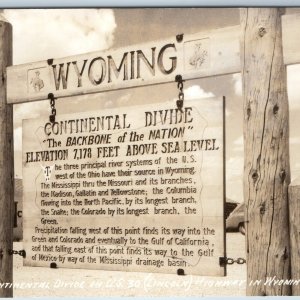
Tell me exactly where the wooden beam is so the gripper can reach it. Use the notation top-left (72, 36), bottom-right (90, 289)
top-left (0, 20), bottom-right (14, 297)
top-left (7, 26), bottom-right (241, 104)
top-left (240, 8), bottom-right (291, 296)
top-left (5, 13), bottom-right (300, 105)
top-left (288, 178), bottom-right (300, 296)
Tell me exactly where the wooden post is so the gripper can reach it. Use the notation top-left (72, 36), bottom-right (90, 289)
top-left (288, 178), bottom-right (300, 296)
top-left (240, 8), bottom-right (291, 296)
top-left (0, 19), bottom-right (14, 297)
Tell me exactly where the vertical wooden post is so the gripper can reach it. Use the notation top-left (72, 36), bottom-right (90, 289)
top-left (288, 178), bottom-right (300, 296)
top-left (240, 8), bottom-right (291, 296)
top-left (0, 19), bottom-right (13, 297)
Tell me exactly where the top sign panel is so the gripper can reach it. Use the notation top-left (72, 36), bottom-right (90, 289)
top-left (7, 26), bottom-right (240, 104)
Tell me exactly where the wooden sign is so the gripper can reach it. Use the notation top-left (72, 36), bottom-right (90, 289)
top-left (22, 97), bottom-right (225, 276)
top-left (7, 14), bottom-right (300, 105)
top-left (8, 26), bottom-right (240, 104)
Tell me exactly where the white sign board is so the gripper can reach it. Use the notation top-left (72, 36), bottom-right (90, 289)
top-left (23, 97), bottom-right (225, 276)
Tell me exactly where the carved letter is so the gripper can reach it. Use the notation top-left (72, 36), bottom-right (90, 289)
top-left (72, 60), bottom-right (88, 87)
top-left (88, 57), bottom-right (106, 85)
top-left (52, 63), bottom-right (71, 90)
top-left (137, 47), bottom-right (156, 78)
top-left (157, 44), bottom-right (177, 75)
top-left (107, 53), bottom-right (128, 83)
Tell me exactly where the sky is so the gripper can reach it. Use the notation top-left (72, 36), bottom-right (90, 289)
top-left (1, 8), bottom-right (300, 203)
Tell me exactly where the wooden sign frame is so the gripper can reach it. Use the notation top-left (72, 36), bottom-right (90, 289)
top-left (22, 97), bottom-right (226, 276)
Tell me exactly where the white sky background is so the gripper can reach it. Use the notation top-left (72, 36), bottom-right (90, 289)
top-left (2, 8), bottom-right (300, 203)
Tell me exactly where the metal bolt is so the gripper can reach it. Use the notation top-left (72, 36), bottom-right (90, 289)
top-left (48, 93), bottom-right (54, 100)
top-left (175, 74), bottom-right (182, 82)
top-left (177, 268), bottom-right (185, 276)
top-left (47, 58), bottom-right (54, 65)
top-left (176, 34), bottom-right (184, 43)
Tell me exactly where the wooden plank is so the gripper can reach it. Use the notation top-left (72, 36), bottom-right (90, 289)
top-left (282, 13), bottom-right (300, 65)
top-left (22, 98), bottom-right (225, 276)
top-left (288, 178), bottom-right (300, 296)
top-left (7, 26), bottom-right (240, 104)
top-left (6, 13), bottom-right (300, 104)
top-left (240, 8), bottom-right (291, 296)
top-left (0, 20), bottom-right (13, 297)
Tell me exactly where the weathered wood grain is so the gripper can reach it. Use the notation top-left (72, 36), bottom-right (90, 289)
top-left (7, 26), bottom-right (240, 104)
top-left (0, 20), bottom-right (14, 297)
top-left (5, 13), bottom-right (300, 105)
top-left (288, 178), bottom-right (300, 296)
top-left (240, 8), bottom-right (291, 296)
